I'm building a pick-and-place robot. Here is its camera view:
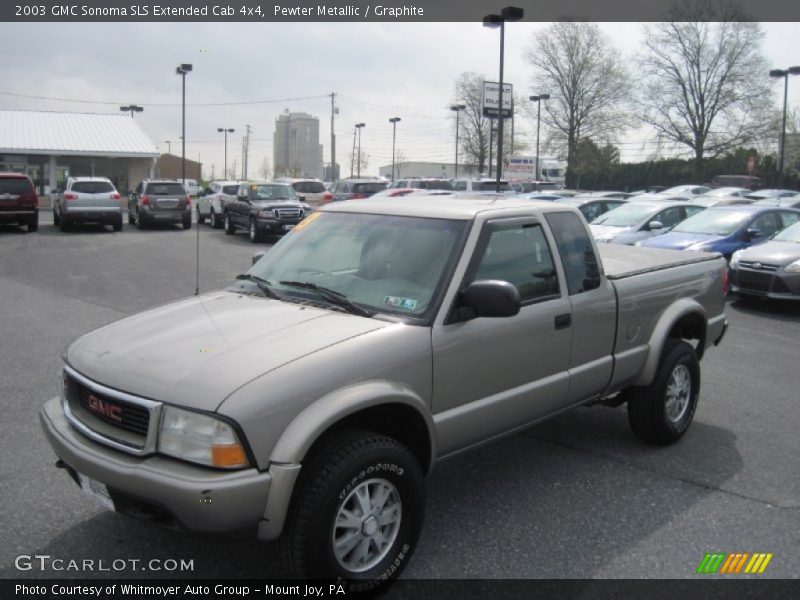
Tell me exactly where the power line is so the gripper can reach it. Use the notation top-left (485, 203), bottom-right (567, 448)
top-left (0, 90), bottom-right (328, 107)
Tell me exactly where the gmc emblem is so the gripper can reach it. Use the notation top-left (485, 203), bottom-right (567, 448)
top-left (87, 394), bottom-right (122, 423)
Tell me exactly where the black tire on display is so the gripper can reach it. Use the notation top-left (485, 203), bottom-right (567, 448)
top-left (279, 430), bottom-right (425, 592)
top-left (224, 212), bottom-right (235, 235)
top-left (627, 339), bottom-right (700, 445)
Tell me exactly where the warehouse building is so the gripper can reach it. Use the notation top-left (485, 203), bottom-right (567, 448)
top-left (0, 110), bottom-right (159, 202)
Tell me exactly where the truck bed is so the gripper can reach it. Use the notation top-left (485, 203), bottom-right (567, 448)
top-left (598, 244), bottom-right (721, 280)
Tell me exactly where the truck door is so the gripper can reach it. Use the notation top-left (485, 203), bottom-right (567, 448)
top-left (431, 217), bottom-right (572, 456)
top-left (544, 212), bottom-right (616, 403)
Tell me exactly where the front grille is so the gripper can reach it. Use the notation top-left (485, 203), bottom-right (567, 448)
top-left (772, 277), bottom-right (792, 294)
top-left (273, 208), bottom-right (302, 220)
top-left (739, 261), bottom-right (779, 272)
top-left (737, 270), bottom-right (773, 292)
top-left (76, 383), bottom-right (150, 435)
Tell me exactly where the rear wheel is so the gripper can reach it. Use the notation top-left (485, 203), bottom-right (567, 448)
top-left (127, 209), bottom-right (134, 224)
top-left (112, 216), bottom-right (123, 232)
top-left (627, 339), bottom-right (700, 445)
top-left (59, 214), bottom-right (70, 232)
top-left (53, 208), bottom-right (61, 226)
top-left (27, 217), bottom-right (38, 233)
top-left (224, 212), bottom-right (235, 235)
top-left (197, 207), bottom-right (205, 225)
top-left (136, 209), bottom-right (147, 230)
top-left (279, 430), bottom-right (424, 592)
top-left (183, 214), bottom-right (192, 230)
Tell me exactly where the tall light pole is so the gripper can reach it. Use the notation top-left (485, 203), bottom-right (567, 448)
top-left (770, 66), bottom-right (800, 187)
top-left (450, 104), bottom-right (466, 178)
top-left (529, 94), bottom-right (550, 180)
top-left (389, 117), bottom-right (401, 181)
top-left (483, 6), bottom-right (523, 193)
top-left (217, 128), bottom-right (234, 179)
top-left (164, 140), bottom-right (171, 154)
top-left (175, 64), bottom-right (192, 187)
top-left (120, 104), bottom-right (143, 118)
top-left (355, 123), bottom-right (365, 178)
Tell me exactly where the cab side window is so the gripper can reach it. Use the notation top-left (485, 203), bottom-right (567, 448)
top-left (545, 212), bottom-right (601, 295)
top-left (469, 223), bottom-right (559, 303)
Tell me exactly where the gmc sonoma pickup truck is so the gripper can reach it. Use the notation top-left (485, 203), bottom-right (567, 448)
top-left (40, 195), bottom-right (728, 589)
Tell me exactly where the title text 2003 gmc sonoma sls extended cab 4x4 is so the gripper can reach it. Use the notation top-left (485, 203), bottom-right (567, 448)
top-left (40, 195), bottom-right (728, 589)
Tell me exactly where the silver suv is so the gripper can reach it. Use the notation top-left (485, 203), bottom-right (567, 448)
top-left (128, 180), bottom-right (191, 230)
top-left (54, 177), bottom-right (122, 232)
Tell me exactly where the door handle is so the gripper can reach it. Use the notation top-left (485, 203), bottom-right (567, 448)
top-left (554, 313), bottom-right (572, 330)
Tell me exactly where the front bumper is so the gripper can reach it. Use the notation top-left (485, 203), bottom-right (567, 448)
top-left (39, 396), bottom-right (272, 538)
top-left (254, 216), bottom-right (301, 233)
top-left (730, 267), bottom-right (800, 301)
top-left (65, 207), bottom-right (121, 223)
top-left (0, 209), bottom-right (37, 223)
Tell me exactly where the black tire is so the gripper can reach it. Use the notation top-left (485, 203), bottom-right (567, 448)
top-left (627, 339), bottom-right (700, 445)
top-left (183, 215), bottom-right (192, 230)
top-left (248, 219), bottom-right (261, 243)
top-left (127, 210), bottom-right (135, 224)
top-left (27, 217), bottom-right (39, 233)
top-left (224, 212), bottom-right (235, 235)
top-left (197, 207), bottom-right (205, 225)
top-left (136, 209), bottom-right (147, 230)
top-left (59, 214), bottom-right (70, 232)
top-left (112, 216), bottom-right (123, 232)
top-left (279, 430), bottom-right (424, 591)
top-left (210, 209), bottom-right (222, 229)
top-left (53, 209), bottom-right (61, 226)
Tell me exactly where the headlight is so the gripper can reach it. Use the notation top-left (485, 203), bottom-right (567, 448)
top-left (687, 243), bottom-right (713, 252)
top-left (256, 209), bottom-right (272, 218)
top-left (158, 406), bottom-right (249, 469)
top-left (634, 241), bottom-right (643, 247)
top-left (786, 259), bottom-right (800, 273)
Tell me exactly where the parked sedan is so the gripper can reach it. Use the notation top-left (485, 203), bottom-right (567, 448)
top-left (589, 200), bottom-right (704, 245)
top-left (729, 221), bottom-right (800, 300)
top-left (658, 184), bottom-right (711, 199)
top-left (554, 195), bottom-right (629, 221)
top-left (197, 180), bottom-right (241, 228)
top-left (224, 181), bottom-right (311, 243)
top-left (743, 189), bottom-right (799, 202)
top-left (54, 176), bottom-right (122, 232)
top-left (636, 205), bottom-right (800, 260)
top-left (753, 197), bottom-right (800, 209)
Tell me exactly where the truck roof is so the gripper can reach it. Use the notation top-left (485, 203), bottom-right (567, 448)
top-left (323, 193), bottom-right (570, 220)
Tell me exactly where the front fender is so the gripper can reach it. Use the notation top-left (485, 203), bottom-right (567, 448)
top-left (634, 298), bottom-right (706, 387)
top-left (269, 379), bottom-right (435, 469)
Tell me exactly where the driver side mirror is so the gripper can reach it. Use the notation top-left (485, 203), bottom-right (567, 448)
top-left (647, 220), bottom-right (664, 231)
top-left (745, 227), bottom-right (763, 240)
top-left (456, 280), bottom-right (521, 321)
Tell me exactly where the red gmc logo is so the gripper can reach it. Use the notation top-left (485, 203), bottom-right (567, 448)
top-left (87, 394), bottom-right (122, 423)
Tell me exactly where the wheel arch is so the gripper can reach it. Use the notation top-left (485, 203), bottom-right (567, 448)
top-left (634, 299), bottom-right (706, 387)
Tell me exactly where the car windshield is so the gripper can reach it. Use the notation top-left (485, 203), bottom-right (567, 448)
top-left (222, 185), bottom-right (239, 195)
top-left (352, 182), bottom-right (388, 194)
top-left (672, 210), bottom-right (751, 236)
top-left (72, 181), bottom-right (115, 193)
top-left (773, 222), bottom-right (800, 243)
top-left (473, 181), bottom-right (511, 192)
top-left (591, 203), bottom-right (659, 227)
top-left (147, 183), bottom-right (184, 195)
top-left (248, 212), bottom-right (467, 319)
top-left (293, 181), bottom-right (326, 193)
top-left (253, 184), bottom-right (296, 200)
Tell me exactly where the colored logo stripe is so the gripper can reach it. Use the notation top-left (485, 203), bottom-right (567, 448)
top-left (697, 553), bottom-right (773, 574)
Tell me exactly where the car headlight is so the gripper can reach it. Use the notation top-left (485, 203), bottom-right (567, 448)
top-left (687, 243), bottom-right (713, 252)
top-left (158, 406), bottom-right (249, 469)
top-left (786, 259), bottom-right (800, 273)
top-left (256, 209), bottom-right (272, 218)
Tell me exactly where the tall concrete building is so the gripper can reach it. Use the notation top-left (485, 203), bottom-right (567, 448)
top-left (273, 111), bottom-right (323, 179)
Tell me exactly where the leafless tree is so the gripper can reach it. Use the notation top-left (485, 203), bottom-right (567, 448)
top-left (524, 22), bottom-right (633, 186)
top-left (452, 72), bottom-right (490, 174)
top-left (226, 159), bottom-right (238, 181)
top-left (393, 149), bottom-right (407, 179)
top-left (637, 2), bottom-right (772, 179)
top-left (259, 155), bottom-right (272, 181)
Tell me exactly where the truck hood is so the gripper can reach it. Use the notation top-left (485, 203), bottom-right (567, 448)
top-left (66, 290), bottom-right (388, 411)
top-left (640, 231), bottom-right (725, 250)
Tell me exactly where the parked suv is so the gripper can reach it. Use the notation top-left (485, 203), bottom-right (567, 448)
top-left (453, 178), bottom-right (514, 193)
top-left (197, 180), bottom-right (241, 228)
top-left (329, 178), bottom-right (388, 201)
top-left (224, 181), bottom-right (311, 242)
top-left (0, 172), bottom-right (38, 232)
top-left (276, 178), bottom-right (332, 209)
top-left (54, 177), bottom-right (122, 232)
top-left (388, 178), bottom-right (454, 191)
top-left (128, 180), bottom-right (192, 230)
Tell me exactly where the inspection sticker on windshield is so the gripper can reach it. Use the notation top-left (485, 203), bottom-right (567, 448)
top-left (383, 296), bottom-right (418, 311)
top-left (291, 211), bottom-right (320, 233)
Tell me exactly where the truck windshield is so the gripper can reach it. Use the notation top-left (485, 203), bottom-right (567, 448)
top-left (591, 203), bottom-right (659, 227)
top-left (248, 212), bottom-right (468, 319)
top-left (671, 210), bottom-right (751, 236)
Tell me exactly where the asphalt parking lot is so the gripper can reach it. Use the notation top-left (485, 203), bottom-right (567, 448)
top-left (1, 210), bottom-right (799, 580)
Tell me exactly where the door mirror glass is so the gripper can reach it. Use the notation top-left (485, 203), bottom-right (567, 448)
top-left (647, 220), bottom-right (664, 231)
top-left (460, 280), bottom-right (521, 319)
top-left (745, 227), bottom-right (763, 240)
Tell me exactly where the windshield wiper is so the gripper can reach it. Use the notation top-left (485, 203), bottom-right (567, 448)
top-left (278, 281), bottom-right (372, 317)
top-left (235, 274), bottom-right (281, 300)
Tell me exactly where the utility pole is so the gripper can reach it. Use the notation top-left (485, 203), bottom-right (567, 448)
top-left (243, 124), bottom-right (251, 179)
top-left (330, 92), bottom-right (337, 182)
top-left (351, 126), bottom-right (357, 178)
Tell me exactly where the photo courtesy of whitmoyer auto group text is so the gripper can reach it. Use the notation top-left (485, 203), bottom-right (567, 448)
top-left (1, 0), bottom-right (800, 598)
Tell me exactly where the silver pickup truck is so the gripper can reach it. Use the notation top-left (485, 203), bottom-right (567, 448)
top-left (40, 196), bottom-right (728, 589)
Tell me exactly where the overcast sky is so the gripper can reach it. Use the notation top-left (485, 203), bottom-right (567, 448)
top-left (1, 21), bottom-right (798, 178)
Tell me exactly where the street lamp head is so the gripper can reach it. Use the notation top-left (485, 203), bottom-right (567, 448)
top-left (389, 117), bottom-right (401, 124)
top-left (181, 63), bottom-right (193, 72)
top-left (217, 128), bottom-right (223, 132)
top-left (539, 93), bottom-right (550, 101)
top-left (500, 6), bottom-right (524, 21)
top-left (356, 123), bottom-right (365, 128)
top-left (770, 69), bottom-right (788, 78)
top-left (483, 14), bottom-right (503, 28)
top-left (450, 104), bottom-right (466, 112)
top-left (788, 66), bottom-right (800, 76)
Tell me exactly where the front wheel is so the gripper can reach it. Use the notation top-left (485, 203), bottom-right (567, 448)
top-left (224, 212), bottom-right (235, 235)
top-left (210, 209), bottom-right (222, 229)
top-left (627, 339), bottom-right (700, 445)
top-left (279, 430), bottom-right (424, 591)
top-left (248, 219), bottom-right (261, 243)
top-left (196, 207), bottom-right (205, 225)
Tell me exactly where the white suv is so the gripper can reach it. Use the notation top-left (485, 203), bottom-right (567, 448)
top-left (53, 177), bottom-right (123, 232)
top-left (452, 178), bottom-right (514, 194)
top-left (197, 180), bottom-right (241, 228)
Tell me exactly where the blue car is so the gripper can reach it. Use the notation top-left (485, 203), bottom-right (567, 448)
top-left (636, 205), bottom-right (800, 260)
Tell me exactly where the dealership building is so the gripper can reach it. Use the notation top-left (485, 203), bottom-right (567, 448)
top-left (0, 110), bottom-right (159, 201)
